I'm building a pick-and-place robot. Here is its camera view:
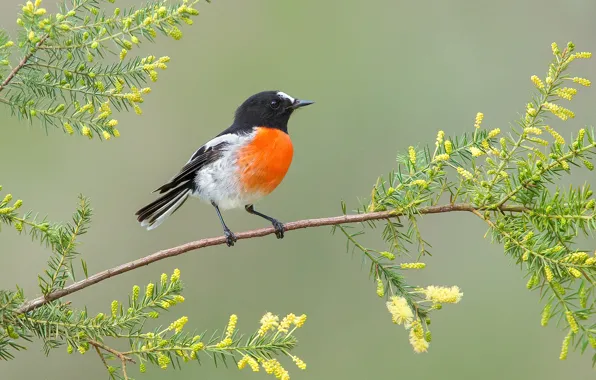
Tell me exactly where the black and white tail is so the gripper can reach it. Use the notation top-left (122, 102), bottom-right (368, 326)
top-left (136, 184), bottom-right (192, 230)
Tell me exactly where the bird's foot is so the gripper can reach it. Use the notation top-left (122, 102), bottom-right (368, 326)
top-left (224, 228), bottom-right (237, 247)
top-left (271, 219), bottom-right (285, 239)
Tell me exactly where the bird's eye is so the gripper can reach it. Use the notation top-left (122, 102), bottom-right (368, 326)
top-left (270, 99), bottom-right (280, 109)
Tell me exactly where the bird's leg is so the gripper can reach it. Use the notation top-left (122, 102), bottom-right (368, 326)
top-left (212, 201), bottom-right (237, 246)
top-left (245, 204), bottom-right (285, 239)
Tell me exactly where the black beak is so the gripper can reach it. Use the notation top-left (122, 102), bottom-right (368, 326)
top-left (291, 99), bottom-right (315, 109)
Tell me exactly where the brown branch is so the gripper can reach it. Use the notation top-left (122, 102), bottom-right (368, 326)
top-left (88, 339), bottom-right (135, 364)
top-left (0, 35), bottom-right (48, 93)
top-left (16, 203), bottom-right (527, 314)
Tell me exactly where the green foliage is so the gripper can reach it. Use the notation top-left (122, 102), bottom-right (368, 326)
top-left (343, 41), bottom-right (596, 363)
top-left (2, 0), bottom-right (596, 377)
top-left (0, 1), bottom-right (309, 380)
top-left (0, 0), bottom-right (204, 139)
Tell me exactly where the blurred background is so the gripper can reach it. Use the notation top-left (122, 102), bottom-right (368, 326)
top-left (2, 0), bottom-right (596, 379)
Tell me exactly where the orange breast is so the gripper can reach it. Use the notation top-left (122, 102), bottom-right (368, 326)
top-left (237, 127), bottom-right (294, 195)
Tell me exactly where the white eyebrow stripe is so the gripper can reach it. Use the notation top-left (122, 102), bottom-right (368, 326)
top-left (276, 91), bottom-right (295, 103)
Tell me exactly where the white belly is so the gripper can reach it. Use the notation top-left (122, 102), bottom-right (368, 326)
top-left (190, 133), bottom-right (263, 209)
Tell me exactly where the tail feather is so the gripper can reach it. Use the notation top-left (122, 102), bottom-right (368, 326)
top-left (136, 185), bottom-right (192, 230)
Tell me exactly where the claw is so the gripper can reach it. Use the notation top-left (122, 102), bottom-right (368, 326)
top-left (224, 228), bottom-right (237, 247)
top-left (272, 220), bottom-right (285, 239)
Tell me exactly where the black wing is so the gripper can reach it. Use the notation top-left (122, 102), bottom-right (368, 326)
top-left (153, 140), bottom-right (229, 194)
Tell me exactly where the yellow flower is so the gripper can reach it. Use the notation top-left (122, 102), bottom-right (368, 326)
top-left (82, 126), bottom-right (91, 138)
top-left (469, 147), bottom-right (483, 157)
top-left (456, 167), bottom-right (473, 180)
top-left (541, 303), bottom-right (551, 326)
top-left (408, 146), bottom-right (416, 165)
top-left (168, 316), bottom-right (188, 333)
top-left (258, 312), bottom-right (279, 336)
top-left (568, 268), bottom-right (581, 278)
top-left (262, 358), bottom-right (289, 380)
top-left (400, 262), bottom-right (426, 269)
top-left (408, 321), bottom-right (429, 353)
top-left (226, 314), bottom-right (238, 337)
top-left (474, 112), bottom-right (484, 129)
top-left (278, 313), bottom-right (296, 333)
top-left (530, 75), bottom-right (544, 89)
top-left (551, 42), bottom-right (560, 56)
top-left (560, 333), bottom-right (571, 360)
top-left (158, 354), bottom-right (170, 369)
top-left (572, 77), bottom-right (591, 87)
top-left (523, 127), bottom-right (542, 135)
top-left (542, 102), bottom-right (575, 120)
top-left (295, 314), bottom-right (307, 328)
top-left (424, 285), bottom-right (463, 304)
top-left (145, 283), bottom-right (154, 298)
top-left (556, 87), bottom-right (577, 101)
top-left (110, 300), bottom-right (118, 317)
top-left (435, 130), bottom-right (445, 146)
top-left (63, 122), bottom-right (74, 135)
top-left (102, 130), bottom-right (111, 140)
top-left (386, 296), bottom-right (414, 325)
top-left (544, 126), bottom-right (565, 144)
top-left (215, 337), bottom-right (232, 348)
top-left (544, 266), bottom-right (554, 282)
top-left (238, 355), bottom-right (250, 370)
top-left (292, 355), bottom-right (307, 370)
top-left (434, 153), bottom-right (449, 162)
top-left (409, 179), bottom-right (428, 188)
top-left (376, 277), bottom-right (384, 297)
top-left (444, 140), bottom-right (453, 154)
top-left (119, 49), bottom-right (127, 61)
top-left (171, 268), bottom-right (181, 282)
top-left (565, 311), bottom-right (579, 334)
top-left (113, 129), bottom-right (120, 137)
top-left (487, 128), bottom-right (501, 138)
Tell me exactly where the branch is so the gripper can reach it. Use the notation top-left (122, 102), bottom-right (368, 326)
top-left (16, 203), bottom-right (527, 314)
top-left (0, 35), bottom-right (48, 93)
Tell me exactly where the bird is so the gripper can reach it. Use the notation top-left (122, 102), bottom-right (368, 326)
top-left (135, 90), bottom-right (314, 246)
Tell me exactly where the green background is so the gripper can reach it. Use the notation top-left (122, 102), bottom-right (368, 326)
top-left (1, 0), bottom-right (596, 379)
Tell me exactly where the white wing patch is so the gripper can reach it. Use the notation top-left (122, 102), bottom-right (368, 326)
top-left (276, 91), bottom-right (295, 103)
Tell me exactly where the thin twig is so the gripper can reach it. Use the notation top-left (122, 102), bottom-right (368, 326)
top-left (16, 203), bottom-right (527, 314)
top-left (92, 344), bottom-right (110, 370)
top-left (88, 339), bottom-right (135, 364)
top-left (0, 35), bottom-right (48, 93)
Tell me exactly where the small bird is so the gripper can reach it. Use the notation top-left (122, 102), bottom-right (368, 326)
top-left (135, 90), bottom-right (314, 246)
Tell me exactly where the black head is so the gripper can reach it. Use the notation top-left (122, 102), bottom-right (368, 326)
top-left (233, 91), bottom-right (314, 132)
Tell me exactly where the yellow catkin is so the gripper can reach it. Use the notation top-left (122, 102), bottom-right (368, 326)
top-left (469, 147), bottom-right (483, 157)
top-left (524, 127), bottom-right (542, 135)
top-left (435, 130), bottom-right (445, 146)
top-left (444, 140), bottom-right (453, 154)
top-left (474, 112), bottom-right (484, 128)
top-left (559, 333), bottom-right (571, 360)
top-left (572, 77), bottom-right (591, 87)
top-left (555, 87), bottom-right (577, 101)
top-left (487, 128), bottom-right (501, 138)
top-left (565, 311), bottom-right (579, 334)
top-left (408, 146), bottom-right (416, 165)
top-left (456, 167), bottom-right (473, 180)
top-left (544, 126), bottom-right (565, 145)
top-left (542, 102), bottom-right (575, 120)
top-left (544, 266), bottom-right (554, 282)
top-left (541, 303), bottom-right (551, 326)
top-left (434, 153), bottom-right (449, 162)
top-left (400, 262), bottom-right (426, 269)
top-left (531, 75), bottom-right (544, 89)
